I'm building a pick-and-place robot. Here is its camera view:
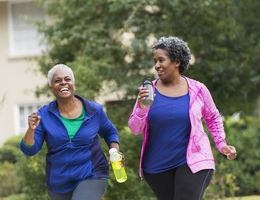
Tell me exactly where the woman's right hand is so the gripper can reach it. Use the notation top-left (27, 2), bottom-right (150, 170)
top-left (28, 112), bottom-right (41, 130)
top-left (137, 87), bottom-right (150, 109)
top-left (23, 113), bottom-right (41, 146)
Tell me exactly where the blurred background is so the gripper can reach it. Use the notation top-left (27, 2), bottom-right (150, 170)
top-left (0, 0), bottom-right (260, 199)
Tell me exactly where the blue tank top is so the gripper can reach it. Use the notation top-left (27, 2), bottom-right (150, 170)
top-left (142, 88), bottom-right (191, 174)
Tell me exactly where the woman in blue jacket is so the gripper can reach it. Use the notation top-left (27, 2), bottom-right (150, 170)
top-left (20, 64), bottom-right (121, 200)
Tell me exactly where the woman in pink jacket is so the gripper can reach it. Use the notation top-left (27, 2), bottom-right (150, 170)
top-left (128, 36), bottom-right (237, 200)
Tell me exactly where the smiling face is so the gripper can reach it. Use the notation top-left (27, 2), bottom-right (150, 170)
top-left (50, 69), bottom-right (75, 99)
top-left (154, 48), bottom-right (180, 83)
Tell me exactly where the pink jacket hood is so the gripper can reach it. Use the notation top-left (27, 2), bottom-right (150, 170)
top-left (128, 77), bottom-right (227, 178)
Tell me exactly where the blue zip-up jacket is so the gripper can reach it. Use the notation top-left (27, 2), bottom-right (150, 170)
top-left (20, 95), bottom-right (119, 193)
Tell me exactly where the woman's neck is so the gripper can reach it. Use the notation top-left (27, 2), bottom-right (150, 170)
top-left (57, 96), bottom-right (82, 118)
top-left (159, 75), bottom-right (183, 87)
top-left (156, 75), bottom-right (188, 97)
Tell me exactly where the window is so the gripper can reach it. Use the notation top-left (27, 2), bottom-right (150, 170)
top-left (8, 1), bottom-right (46, 57)
top-left (14, 103), bottom-right (45, 135)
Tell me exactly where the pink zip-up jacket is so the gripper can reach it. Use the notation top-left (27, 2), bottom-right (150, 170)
top-left (128, 76), bottom-right (227, 178)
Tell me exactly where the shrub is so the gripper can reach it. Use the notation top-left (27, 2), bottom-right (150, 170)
top-left (101, 127), bottom-right (154, 200)
top-left (2, 116), bottom-right (259, 200)
top-left (15, 143), bottom-right (49, 200)
top-left (0, 135), bottom-right (23, 163)
top-left (0, 162), bottom-right (19, 198)
top-left (223, 117), bottom-right (260, 196)
top-left (205, 117), bottom-right (260, 198)
top-left (0, 135), bottom-right (24, 198)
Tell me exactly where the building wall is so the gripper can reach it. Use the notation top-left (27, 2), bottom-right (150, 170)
top-left (0, 1), bottom-right (49, 146)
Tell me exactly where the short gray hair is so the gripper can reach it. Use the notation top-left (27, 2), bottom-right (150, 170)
top-left (47, 64), bottom-right (75, 86)
top-left (153, 36), bottom-right (191, 74)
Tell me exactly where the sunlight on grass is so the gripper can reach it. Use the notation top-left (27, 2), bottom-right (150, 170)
top-left (225, 196), bottom-right (260, 200)
top-left (0, 194), bottom-right (25, 200)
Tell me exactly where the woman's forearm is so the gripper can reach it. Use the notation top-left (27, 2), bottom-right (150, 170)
top-left (23, 127), bottom-right (35, 146)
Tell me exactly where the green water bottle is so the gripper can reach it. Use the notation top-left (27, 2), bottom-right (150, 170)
top-left (109, 148), bottom-right (127, 183)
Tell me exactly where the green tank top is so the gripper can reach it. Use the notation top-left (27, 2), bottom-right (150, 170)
top-left (60, 104), bottom-right (85, 140)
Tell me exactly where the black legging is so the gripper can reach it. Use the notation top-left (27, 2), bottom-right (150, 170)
top-left (143, 164), bottom-right (213, 200)
top-left (47, 179), bottom-right (107, 200)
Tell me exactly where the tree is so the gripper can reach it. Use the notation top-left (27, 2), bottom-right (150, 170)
top-left (35, 0), bottom-right (260, 116)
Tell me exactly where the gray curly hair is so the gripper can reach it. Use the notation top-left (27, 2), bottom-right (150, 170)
top-left (152, 36), bottom-right (191, 74)
top-left (47, 64), bottom-right (75, 86)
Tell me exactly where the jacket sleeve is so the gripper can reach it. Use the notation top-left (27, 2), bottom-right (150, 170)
top-left (201, 84), bottom-right (227, 153)
top-left (128, 98), bottom-right (149, 135)
top-left (20, 109), bottom-right (45, 156)
top-left (98, 106), bottom-right (119, 146)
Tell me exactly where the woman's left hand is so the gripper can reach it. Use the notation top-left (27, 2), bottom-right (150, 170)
top-left (108, 151), bottom-right (125, 167)
top-left (119, 152), bottom-right (125, 167)
top-left (222, 145), bottom-right (237, 160)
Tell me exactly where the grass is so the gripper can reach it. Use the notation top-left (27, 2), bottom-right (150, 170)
top-left (0, 194), bottom-right (25, 200)
top-left (1, 194), bottom-right (260, 200)
top-left (225, 196), bottom-right (260, 200)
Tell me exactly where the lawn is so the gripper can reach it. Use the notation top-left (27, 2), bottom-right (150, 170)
top-left (225, 196), bottom-right (260, 200)
top-left (0, 194), bottom-right (25, 200)
top-left (1, 194), bottom-right (260, 200)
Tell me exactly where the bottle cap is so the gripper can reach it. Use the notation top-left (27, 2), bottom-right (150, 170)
top-left (109, 148), bottom-right (121, 162)
top-left (143, 80), bottom-right (153, 86)
top-left (109, 148), bottom-right (118, 155)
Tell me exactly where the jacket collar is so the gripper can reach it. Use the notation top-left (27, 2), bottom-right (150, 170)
top-left (152, 76), bottom-right (202, 107)
top-left (47, 95), bottom-right (97, 118)
top-left (183, 76), bottom-right (203, 107)
top-left (152, 76), bottom-right (196, 90)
